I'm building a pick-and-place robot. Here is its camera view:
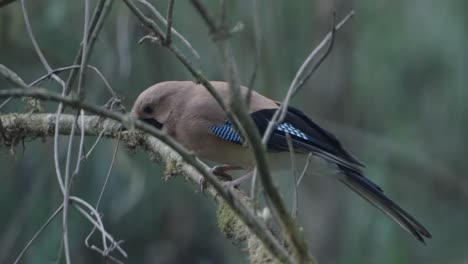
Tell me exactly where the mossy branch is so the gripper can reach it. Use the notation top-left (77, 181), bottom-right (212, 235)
top-left (0, 113), bottom-right (284, 263)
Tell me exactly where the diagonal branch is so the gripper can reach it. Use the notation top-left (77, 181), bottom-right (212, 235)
top-left (0, 88), bottom-right (291, 263)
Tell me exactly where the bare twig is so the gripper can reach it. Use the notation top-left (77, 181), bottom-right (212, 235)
top-left (90, 246), bottom-right (125, 264)
top-left (84, 126), bottom-right (108, 159)
top-left (21, 0), bottom-right (69, 198)
top-left (65, 0), bottom-right (113, 94)
top-left (20, 0), bottom-right (65, 87)
top-left (297, 153), bottom-right (313, 186)
top-left (137, 0), bottom-right (200, 58)
top-left (97, 139), bottom-right (119, 209)
top-left (54, 239), bottom-right (64, 264)
top-left (53, 103), bottom-right (66, 194)
top-left (85, 139), bottom-right (120, 248)
top-left (1, 64), bottom-right (115, 110)
top-left (77, 0), bottom-right (91, 99)
top-left (71, 197), bottom-right (124, 257)
top-left (291, 12), bottom-right (342, 97)
top-left (246, 0), bottom-right (261, 103)
top-left (251, 10), bottom-right (354, 202)
top-left (12, 205), bottom-right (64, 264)
top-left (71, 110), bottom-right (87, 183)
top-left (190, 0), bottom-right (217, 33)
top-left (63, 1), bottom-right (92, 261)
top-left (285, 134), bottom-right (299, 219)
top-left (264, 11), bottom-right (353, 150)
top-left (0, 64), bottom-right (28, 110)
top-left (0, 64), bottom-right (29, 87)
top-left (62, 111), bottom-right (78, 264)
top-left (165, 0), bottom-right (175, 45)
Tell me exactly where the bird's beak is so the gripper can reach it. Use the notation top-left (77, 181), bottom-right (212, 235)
top-left (118, 118), bottom-right (163, 131)
top-left (142, 118), bottom-right (164, 129)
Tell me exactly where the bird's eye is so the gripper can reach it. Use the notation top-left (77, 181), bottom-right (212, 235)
top-left (143, 106), bottom-right (153, 114)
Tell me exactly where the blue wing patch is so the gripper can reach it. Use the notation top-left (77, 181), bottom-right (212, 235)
top-left (208, 121), bottom-right (242, 144)
top-left (209, 121), bottom-right (309, 144)
top-left (276, 122), bottom-right (309, 140)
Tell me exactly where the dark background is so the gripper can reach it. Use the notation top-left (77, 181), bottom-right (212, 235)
top-left (0, 0), bottom-right (467, 263)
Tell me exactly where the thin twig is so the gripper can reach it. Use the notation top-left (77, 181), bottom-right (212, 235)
top-left (246, 0), bottom-right (261, 104)
top-left (12, 205), bottom-right (64, 264)
top-left (20, 0), bottom-right (64, 87)
top-left (71, 109), bottom-right (86, 183)
top-left (251, 11), bottom-right (354, 201)
top-left (90, 246), bottom-right (125, 264)
top-left (285, 134), bottom-right (299, 219)
top-left (84, 126), bottom-right (108, 159)
top-left (97, 139), bottom-right (119, 209)
top-left (71, 198), bottom-right (124, 257)
top-left (264, 11), bottom-right (353, 148)
top-left (77, 0), bottom-right (90, 99)
top-left (28, 65), bottom-right (117, 97)
top-left (21, 0), bottom-right (68, 197)
top-left (54, 238), bottom-right (64, 264)
top-left (53, 103), bottom-right (66, 194)
top-left (62, 110), bottom-right (78, 264)
top-left (219, 0), bottom-right (227, 29)
top-left (137, 0), bottom-right (200, 58)
top-left (65, 0), bottom-right (113, 94)
top-left (165, 0), bottom-right (175, 45)
top-left (297, 153), bottom-right (313, 186)
top-left (85, 139), bottom-right (120, 247)
top-left (291, 11), bottom-right (340, 97)
top-left (190, 0), bottom-right (217, 33)
top-left (1, 64), bottom-right (116, 110)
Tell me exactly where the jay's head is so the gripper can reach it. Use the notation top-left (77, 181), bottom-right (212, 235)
top-left (131, 83), bottom-right (180, 130)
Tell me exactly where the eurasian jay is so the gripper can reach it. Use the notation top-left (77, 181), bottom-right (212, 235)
top-left (131, 81), bottom-right (431, 243)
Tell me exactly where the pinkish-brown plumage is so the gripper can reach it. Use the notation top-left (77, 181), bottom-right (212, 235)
top-left (132, 81), bottom-right (277, 168)
top-left (131, 81), bottom-right (431, 243)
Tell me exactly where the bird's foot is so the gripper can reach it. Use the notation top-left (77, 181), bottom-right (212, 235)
top-left (211, 165), bottom-right (243, 181)
top-left (199, 177), bottom-right (208, 194)
top-left (199, 165), bottom-right (243, 194)
top-left (222, 172), bottom-right (253, 189)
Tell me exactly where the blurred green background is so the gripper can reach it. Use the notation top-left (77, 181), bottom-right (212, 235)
top-left (0, 0), bottom-right (467, 263)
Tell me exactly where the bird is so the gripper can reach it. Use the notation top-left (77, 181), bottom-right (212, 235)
top-left (131, 80), bottom-right (432, 244)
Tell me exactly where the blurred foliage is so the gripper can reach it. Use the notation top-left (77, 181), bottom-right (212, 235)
top-left (0, 0), bottom-right (467, 263)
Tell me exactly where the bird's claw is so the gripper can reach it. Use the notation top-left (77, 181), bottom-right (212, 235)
top-left (199, 177), bottom-right (208, 195)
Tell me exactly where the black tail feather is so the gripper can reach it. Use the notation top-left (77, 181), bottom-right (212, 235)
top-left (338, 166), bottom-right (432, 243)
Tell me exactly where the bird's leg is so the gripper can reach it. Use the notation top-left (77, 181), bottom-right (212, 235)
top-left (223, 171), bottom-right (253, 189)
top-left (199, 165), bottom-right (244, 192)
top-left (211, 165), bottom-right (243, 181)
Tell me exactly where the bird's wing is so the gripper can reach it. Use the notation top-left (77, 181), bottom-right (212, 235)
top-left (250, 106), bottom-right (364, 168)
top-left (208, 106), bottom-right (364, 172)
top-left (208, 106), bottom-right (431, 243)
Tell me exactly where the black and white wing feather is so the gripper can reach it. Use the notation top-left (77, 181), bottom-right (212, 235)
top-left (208, 106), bottom-right (431, 243)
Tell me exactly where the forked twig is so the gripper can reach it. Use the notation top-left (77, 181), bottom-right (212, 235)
top-left (251, 10), bottom-right (354, 202)
top-left (137, 0), bottom-right (200, 58)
